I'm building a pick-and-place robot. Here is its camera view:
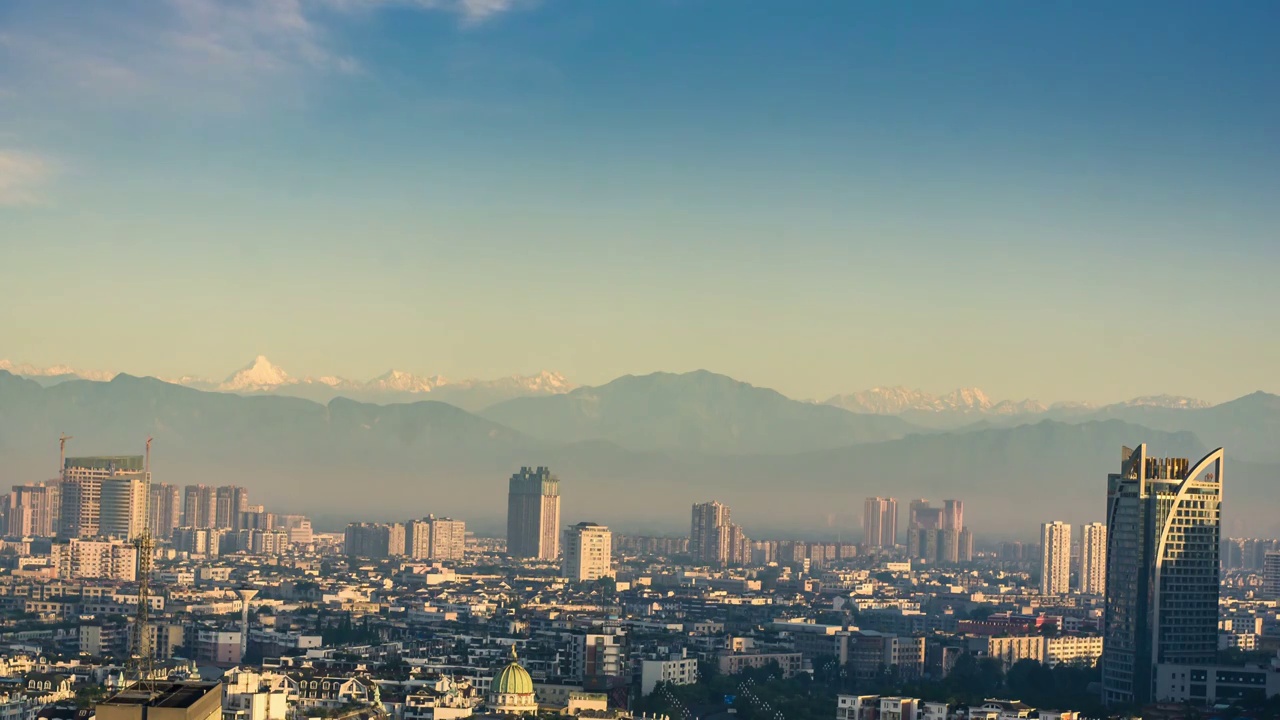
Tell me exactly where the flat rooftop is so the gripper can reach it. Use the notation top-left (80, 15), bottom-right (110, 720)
top-left (102, 682), bottom-right (220, 709)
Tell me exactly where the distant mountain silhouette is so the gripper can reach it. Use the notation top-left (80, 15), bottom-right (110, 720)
top-left (479, 370), bottom-right (920, 454)
top-left (0, 370), bottom-right (1275, 536)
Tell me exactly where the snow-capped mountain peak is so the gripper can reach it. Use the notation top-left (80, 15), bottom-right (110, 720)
top-left (940, 387), bottom-right (992, 411)
top-left (513, 370), bottom-right (573, 393)
top-left (1116, 394), bottom-right (1210, 409)
top-left (368, 369), bottom-right (445, 393)
top-left (0, 359), bottom-right (115, 381)
top-left (824, 386), bottom-right (1043, 415)
top-left (220, 355), bottom-right (296, 392)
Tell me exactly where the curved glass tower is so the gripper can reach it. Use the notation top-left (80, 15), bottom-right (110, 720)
top-left (1102, 444), bottom-right (1223, 706)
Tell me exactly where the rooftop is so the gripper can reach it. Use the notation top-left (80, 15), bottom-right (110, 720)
top-left (101, 682), bottom-right (220, 709)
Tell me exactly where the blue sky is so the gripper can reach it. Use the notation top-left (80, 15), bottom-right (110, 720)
top-left (1, 0), bottom-right (1277, 403)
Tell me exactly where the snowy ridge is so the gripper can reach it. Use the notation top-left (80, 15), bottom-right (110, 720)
top-left (824, 386), bottom-right (1048, 415)
top-left (0, 359), bottom-right (114, 382)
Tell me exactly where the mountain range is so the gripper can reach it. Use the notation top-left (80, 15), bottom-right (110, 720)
top-left (0, 366), bottom-right (1275, 537)
top-left (2, 356), bottom-right (574, 411)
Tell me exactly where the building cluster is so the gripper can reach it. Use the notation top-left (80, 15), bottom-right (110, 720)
top-left (0, 443), bottom-right (1276, 720)
top-left (344, 516), bottom-right (467, 561)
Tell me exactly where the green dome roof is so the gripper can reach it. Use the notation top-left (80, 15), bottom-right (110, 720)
top-left (494, 647), bottom-right (534, 696)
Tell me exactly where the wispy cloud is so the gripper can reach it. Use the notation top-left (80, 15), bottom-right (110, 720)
top-left (0, 0), bottom-right (535, 110)
top-left (0, 151), bottom-right (55, 206)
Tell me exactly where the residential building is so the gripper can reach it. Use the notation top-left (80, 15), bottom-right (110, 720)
top-left (1265, 552), bottom-right (1280, 599)
top-left (344, 522), bottom-right (405, 558)
top-left (639, 650), bottom-right (698, 696)
top-left (50, 538), bottom-right (138, 581)
top-left (4, 482), bottom-right (60, 538)
top-left (690, 501), bottom-right (748, 566)
top-left (717, 652), bottom-right (803, 678)
top-left (60, 456), bottom-right (147, 538)
top-left (1102, 445), bottom-right (1224, 706)
top-left (863, 497), bottom-right (898, 548)
top-left (174, 527), bottom-right (224, 556)
top-left (1080, 522), bottom-right (1107, 595)
top-left (1040, 522), bottom-right (1071, 596)
top-left (969, 635), bottom-right (1046, 672)
top-left (183, 485), bottom-right (216, 529)
top-left (570, 631), bottom-right (627, 682)
top-left (149, 483), bottom-right (181, 540)
top-left (215, 486), bottom-right (250, 530)
top-left (563, 522), bottom-right (613, 582)
top-left (1044, 635), bottom-right (1104, 668)
top-left (429, 516), bottom-right (466, 561)
top-left (506, 466), bottom-right (561, 560)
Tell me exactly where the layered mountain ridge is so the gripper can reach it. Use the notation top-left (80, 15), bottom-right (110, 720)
top-left (0, 367), bottom-right (1274, 536)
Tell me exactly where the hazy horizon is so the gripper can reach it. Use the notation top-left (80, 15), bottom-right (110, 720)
top-left (3, 1), bottom-right (1278, 406)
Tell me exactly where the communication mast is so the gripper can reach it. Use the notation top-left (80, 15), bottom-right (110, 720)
top-left (131, 436), bottom-right (156, 694)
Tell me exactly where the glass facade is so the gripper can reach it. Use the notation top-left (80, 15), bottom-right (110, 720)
top-left (1102, 445), bottom-right (1223, 707)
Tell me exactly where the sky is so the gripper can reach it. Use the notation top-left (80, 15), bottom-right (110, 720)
top-left (1, 0), bottom-right (1278, 405)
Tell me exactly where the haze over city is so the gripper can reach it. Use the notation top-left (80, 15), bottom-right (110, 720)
top-left (1, 4), bottom-right (1279, 719)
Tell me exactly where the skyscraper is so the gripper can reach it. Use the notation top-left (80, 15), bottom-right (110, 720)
top-left (60, 456), bottom-right (147, 539)
top-left (863, 497), bottom-right (898, 548)
top-left (1080, 522), bottom-right (1107, 595)
top-left (690, 501), bottom-right (747, 566)
top-left (100, 475), bottom-right (149, 541)
top-left (1102, 445), bottom-right (1223, 707)
top-left (407, 515), bottom-right (467, 561)
top-left (1040, 521), bottom-right (1071, 596)
top-left (907, 499), bottom-right (942, 559)
top-left (942, 499), bottom-right (963, 532)
top-left (149, 483), bottom-right (181, 540)
top-left (563, 522), bottom-right (613, 582)
top-left (183, 484), bottom-right (216, 529)
top-left (506, 466), bottom-right (561, 560)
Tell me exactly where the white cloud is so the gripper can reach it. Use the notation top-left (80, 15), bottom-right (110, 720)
top-left (0, 151), bottom-right (55, 206)
top-left (0, 0), bottom-right (535, 111)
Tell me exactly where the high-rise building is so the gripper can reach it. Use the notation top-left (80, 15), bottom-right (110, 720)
top-left (863, 497), bottom-right (898, 548)
top-left (183, 485), bottom-right (216, 529)
top-left (1080, 522), bottom-right (1107, 595)
top-left (908, 499), bottom-right (931, 528)
top-left (148, 483), bottom-right (181, 540)
top-left (1264, 552), bottom-right (1280, 600)
top-left (60, 456), bottom-right (148, 539)
top-left (690, 501), bottom-right (748, 566)
top-left (563, 522), bottom-right (614, 582)
top-left (215, 485), bottom-right (249, 530)
top-left (958, 528), bottom-right (974, 562)
top-left (4, 482), bottom-right (60, 538)
top-left (344, 522), bottom-right (406, 558)
top-left (406, 515), bottom-right (467, 561)
top-left (429, 517), bottom-right (466, 561)
top-left (1040, 521), bottom-right (1072, 596)
top-left (100, 476), bottom-right (149, 541)
top-left (506, 467), bottom-right (561, 560)
top-left (942, 499), bottom-right (963, 532)
top-left (406, 519), bottom-right (432, 559)
top-left (691, 501), bottom-right (730, 562)
top-left (1102, 445), bottom-right (1224, 707)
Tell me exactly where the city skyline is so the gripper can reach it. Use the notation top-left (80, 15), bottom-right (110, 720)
top-left (2, 2), bottom-right (1278, 404)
